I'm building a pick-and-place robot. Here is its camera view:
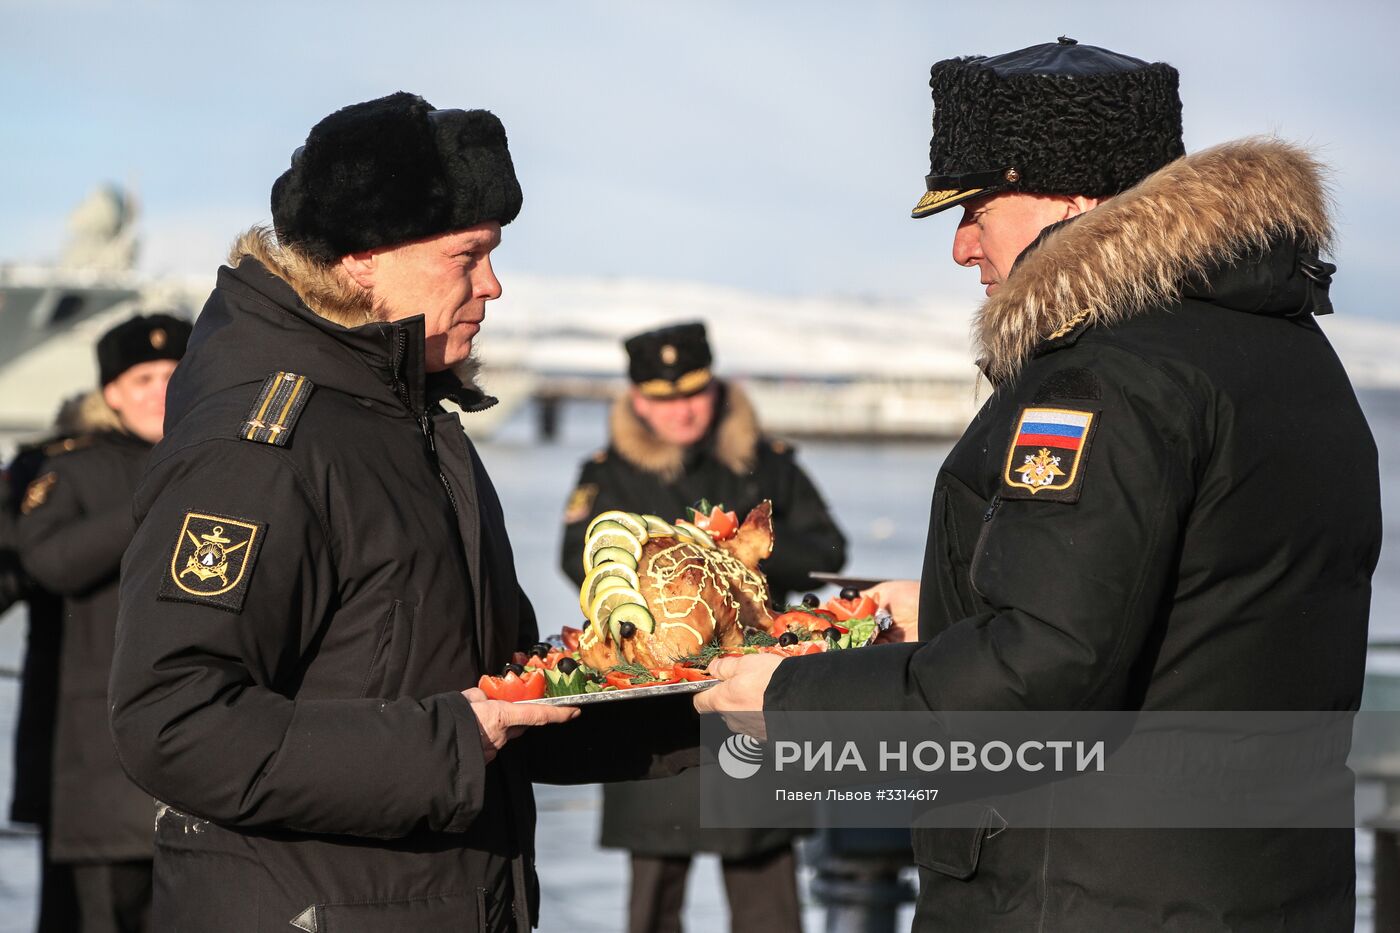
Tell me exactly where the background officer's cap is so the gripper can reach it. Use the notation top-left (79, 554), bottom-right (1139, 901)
top-left (624, 322), bottom-right (714, 400)
top-left (913, 37), bottom-right (1185, 218)
top-left (97, 313), bottom-right (191, 385)
top-left (272, 92), bottom-right (523, 263)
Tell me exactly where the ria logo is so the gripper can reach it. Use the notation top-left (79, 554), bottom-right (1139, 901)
top-left (718, 733), bottom-right (765, 780)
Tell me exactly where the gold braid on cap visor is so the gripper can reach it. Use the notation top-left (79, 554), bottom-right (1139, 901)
top-left (637, 368), bottom-right (713, 399)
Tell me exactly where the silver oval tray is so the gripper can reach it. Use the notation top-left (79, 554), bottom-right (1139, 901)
top-left (520, 678), bottom-right (718, 706)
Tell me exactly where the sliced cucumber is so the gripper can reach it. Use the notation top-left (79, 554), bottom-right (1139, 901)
top-left (608, 602), bottom-right (656, 644)
top-left (589, 546), bottom-right (639, 571)
top-left (642, 514), bottom-right (676, 537)
top-left (673, 519), bottom-right (715, 549)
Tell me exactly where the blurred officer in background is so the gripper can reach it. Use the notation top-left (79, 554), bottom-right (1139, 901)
top-left (3, 426), bottom-right (79, 933)
top-left (17, 312), bottom-right (190, 933)
top-left (561, 321), bottom-right (846, 933)
top-left (106, 92), bottom-right (697, 933)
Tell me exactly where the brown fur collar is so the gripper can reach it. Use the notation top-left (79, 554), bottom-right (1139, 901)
top-left (610, 382), bottom-right (761, 481)
top-left (65, 390), bottom-right (123, 434)
top-left (976, 138), bottom-right (1334, 385)
top-left (228, 225), bottom-right (376, 328)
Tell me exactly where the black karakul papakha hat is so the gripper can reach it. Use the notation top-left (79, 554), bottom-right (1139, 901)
top-left (97, 313), bottom-right (191, 385)
top-left (912, 37), bottom-right (1185, 218)
top-left (624, 322), bottom-right (715, 400)
top-left (272, 91), bottom-right (523, 262)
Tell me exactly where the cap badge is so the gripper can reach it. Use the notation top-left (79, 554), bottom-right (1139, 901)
top-left (150, 328), bottom-right (168, 349)
top-left (660, 345), bottom-right (678, 365)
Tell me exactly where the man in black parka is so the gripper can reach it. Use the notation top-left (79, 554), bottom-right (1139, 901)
top-left (108, 93), bottom-right (698, 933)
top-left (699, 39), bottom-right (1382, 931)
top-left (18, 312), bottom-right (191, 932)
top-left (560, 321), bottom-right (846, 933)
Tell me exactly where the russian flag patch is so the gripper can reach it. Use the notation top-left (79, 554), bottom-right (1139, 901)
top-left (1000, 406), bottom-right (1098, 503)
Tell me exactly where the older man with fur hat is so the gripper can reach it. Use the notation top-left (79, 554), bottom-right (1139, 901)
top-left (699, 38), bottom-right (1380, 930)
top-left (108, 93), bottom-right (699, 933)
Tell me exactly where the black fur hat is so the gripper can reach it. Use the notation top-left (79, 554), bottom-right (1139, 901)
top-left (271, 92), bottom-right (523, 262)
top-left (625, 322), bottom-right (714, 399)
top-left (912, 37), bottom-right (1184, 218)
top-left (97, 313), bottom-right (191, 385)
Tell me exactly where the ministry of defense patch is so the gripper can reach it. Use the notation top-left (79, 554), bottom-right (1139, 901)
top-left (157, 512), bottom-right (265, 613)
top-left (1000, 406), bottom-right (1099, 503)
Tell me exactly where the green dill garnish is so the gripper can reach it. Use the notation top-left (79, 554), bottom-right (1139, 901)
top-left (743, 629), bottom-right (779, 648)
top-left (673, 642), bottom-right (727, 667)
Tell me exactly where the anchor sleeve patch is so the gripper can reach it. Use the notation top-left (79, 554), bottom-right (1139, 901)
top-left (158, 511), bottom-right (265, 613)
top-left (999, 406), bottom-right (1099, 504)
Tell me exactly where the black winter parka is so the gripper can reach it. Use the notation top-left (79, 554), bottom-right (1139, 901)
top-left (109, 253), bottom-right (698, 933)
top-left (765, 140), bottom-right (1381, 931)
top-left (17, 426), bottom-right (154, 862)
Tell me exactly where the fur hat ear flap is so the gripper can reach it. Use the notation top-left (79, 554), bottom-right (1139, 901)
top-left (271, 92), bottom-right (522, 262)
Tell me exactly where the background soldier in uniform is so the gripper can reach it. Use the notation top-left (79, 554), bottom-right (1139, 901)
top-left (561, 321), bottom-right (846, 933)
top-left (699, 39), bottom-right (1381, 931)
top-left (107, 92), bottom-right (697, 933)
top-left (16, 312), bottom-right (191, 933)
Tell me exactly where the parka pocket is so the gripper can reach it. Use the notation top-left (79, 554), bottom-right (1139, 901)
top-left (290, 890), bottom-right (482, 932)
top-left (911, 806), bottom-right (1004, 880)
top-left (935, 474), bottom-right (994, 619)
top-left (359, 600), bottom-right (415, 699)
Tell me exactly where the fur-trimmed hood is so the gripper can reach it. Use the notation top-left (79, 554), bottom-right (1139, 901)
top-left (976, 138), bottom-right (1334, 385)
top-left (226, 225), bottom-right (486, 393)
top-left (67, 390), bottom-right (124, 434)
top-left (610, 382), bottom-right (761, 481)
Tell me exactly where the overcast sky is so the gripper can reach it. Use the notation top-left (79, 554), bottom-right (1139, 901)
top-left (3, 0), bottom-right (1397, 318)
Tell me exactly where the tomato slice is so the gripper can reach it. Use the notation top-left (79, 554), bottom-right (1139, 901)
top-left (672, 665), bottom-right (713, 682)
top-left (771, 609), bottom-right (844, 636)
top-left (705, 506), bottom-right (739, 541)
top-left (825, 596), bottom-right (877, 622)
top-left (769, 611), bottom-right (810, 637)
top-left (478, 670), bottom-right (548, 702)
top-left (560, 627), bottom-right (582, 652)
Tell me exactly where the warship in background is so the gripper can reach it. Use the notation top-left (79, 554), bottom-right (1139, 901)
top-left (0, 186), bottom-right (206, 448)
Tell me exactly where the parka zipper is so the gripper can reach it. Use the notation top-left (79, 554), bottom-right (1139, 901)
top-left (391, 328), bottom-right (461, 519)
top-left (969, 494), bottom-right (1001, 600)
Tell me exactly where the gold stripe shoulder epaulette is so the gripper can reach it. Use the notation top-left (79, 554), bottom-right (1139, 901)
top-left (241, 371), bottom-right (315, 447)
top-left (41, 435), bottom-right (94, 458)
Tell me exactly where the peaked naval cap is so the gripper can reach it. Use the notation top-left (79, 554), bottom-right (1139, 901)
top-left (624, 321), bottom-right (714, 399)
top-left (271, 92), bottom-right (523, 262)
top-left (912, 37), bottom-right (1185, 218)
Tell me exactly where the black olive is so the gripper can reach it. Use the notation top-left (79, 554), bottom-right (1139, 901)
top-left (778, 632), bottom-right (798, 647)
top-left (557, 657), bottom-right (579, 675)
top-left (801, 593), bottom-right (820, 609)
top-left (581, 617), bottom-right (591, 629)
top-left (619, 620), bottom-right (637, 638)
top-left (529, 642), bottom-right (551, 658)
top-left (504, 662), bottom-right (525, 676)
top-left (840, 587), bottom-right (860, 601)
top-left (824, 626), bottom-right (843, 642)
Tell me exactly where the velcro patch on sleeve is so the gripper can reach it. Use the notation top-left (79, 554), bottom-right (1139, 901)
top-left (999, 406), bottom-right (1099, 504)
top-left (241, 371), bottom-right (314, 446)
top-left (20, 472), bottom-right (57, 514)
top-left (158, 511), bottom-right (265, 613)
top-left (564, 484), bottom-right (599, 524)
